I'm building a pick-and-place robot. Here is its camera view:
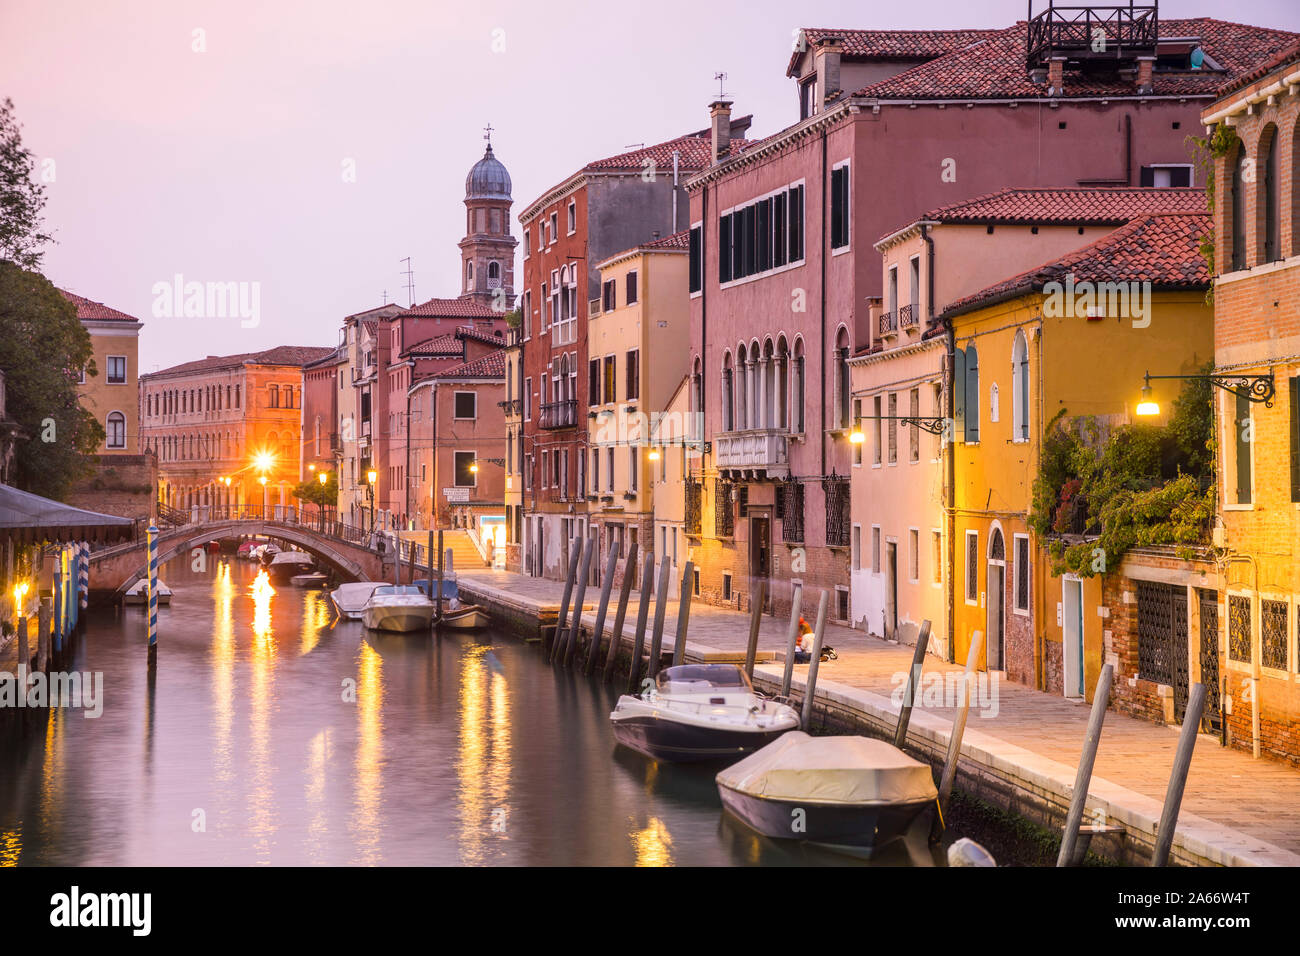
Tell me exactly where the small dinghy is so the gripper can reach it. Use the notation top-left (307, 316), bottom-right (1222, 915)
top-left (330, 581), bottom-right (383, 620)
top-left (362, 584), bottom-right (435, 633)
top-left (125, 579), bottom-right (171, 606)
top-left (268, 550), bottom-right (313, 582)
top-left (610, 663), bottom-right (800, 763)
top-left (291, 572), bottom-right (328, 588)
top-left (715, 731), bottom-right (938, 853)
top-left (438, 603), bottom-right (490, 630)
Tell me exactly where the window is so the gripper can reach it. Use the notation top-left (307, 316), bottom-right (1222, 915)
top-left (909, 529), bottom-right (919, 583)
top-left (932, 531), bottom-right (942, 585)
top-left (626, 271), bottom-right (638, 305)
top-left (1229, 142), bottom-right (1246, 271)
top-left (689, 225), bottom-right (702, 293)
top-left (962, 345), bottom-right (979, 442)
top-left (602, 279), bottom-right (615, 312)
top-left (454, 392), bottom-right (477, 420)
top-left (540, 450), bottom-right (548, 488)
top-left (603, 355), bottom-right (616, 404)
top-left (588, 359), bottom-right (600, 407)
top-left (791, 339), bottom-right (806, 433)
top-left (909, 256), bottom-right (920, 320)
top-left (1014, 535), bottom-right (1030, 611)
top-left (965, 531), bottom-right (979, 603)
top-left (606, 447), bottom-right (614, 492)
top-left (269, 385), bottom-right (280, 409)
top-left (523, 228), bottom-right (530, 258)
top-left (830, 162), bottom-right (850, 249)
top-left (629, 447), bottom-right (638, 492)
top-left (105, 412), bottom-right (126, 449)
top-left (1234, 391), bottom-right (1253, 504)
top-left (872, 395), bottom-right (882, 465)
top-left (718, 183), bottom-right (805, 284)
top-left (1012, 330), bottom-right (1029, 442)
top-left (834, 338), bottom-right (850, 429)
top-left (626, 350), bottom-right (639, 401)
top-left (567, 200), bottom-right (576, 234)
top-left (591, 448), bottom-right (599, 494)
top-left (887, 393), bottom-right (897, 464)
top-left (870, 526), bottom-right (880, 573)
top-left (549, 212), bottom-right (558, 243)
top-left (851, 525), bottom-right (861, 570)
top-left (853, 399), bottom-right (862, 466)
top-left (1139, 164), bottom-right (1192, 188)
top-left (909, 388), bottom-right (920, 463)
top-left (1260, 125), bottom-right (1281, 264)
top-left (524, 377), bottom-right (531, 420)
top-left (106, 355), bottom-right (127, 384)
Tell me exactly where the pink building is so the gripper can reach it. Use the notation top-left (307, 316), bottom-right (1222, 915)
top-left (685, 15), bottom-right (1294, 622)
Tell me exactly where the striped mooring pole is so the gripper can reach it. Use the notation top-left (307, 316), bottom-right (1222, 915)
top-left (147, 525), bottom-right (159, 671)
top-left (53, 550), bottom-right (64, 655)
top-left (77, 542), bottom-right (89, 612)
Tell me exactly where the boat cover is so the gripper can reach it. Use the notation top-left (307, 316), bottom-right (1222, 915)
top-left (716, 732), bottom-right (937, 806)
top-left (331, 582), bottom-right (383, 613)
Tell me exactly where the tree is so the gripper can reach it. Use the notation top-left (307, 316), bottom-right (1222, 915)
top-left (291, 473), bottom-right (339, 527)
top-left (0, 261), bottom-right (103, 499)
top-left (0, 98), bottom-right (53, 269)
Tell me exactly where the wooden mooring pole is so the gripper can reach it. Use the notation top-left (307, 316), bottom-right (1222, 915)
top-left (646, 555), bottom-right (672, 679)
top-left (779, 583), bottom-right (804, 699)
top-left (670, 560), bottom-right (694, 667)
top-left (563, 534), bottom-right (596, 668)
top-left (744, 579), bottom-right (767, 681)
top-left (602, 543), bottom-right (637, 682)
top-left (799, 589), bottom-right (830, 730)
top-left (585, 540), bottom-right (621, 676)
top-left (436, 530), bottom-right (445, 623)
top-left (36, 598), bottom-right (50, 673)
top-left (146, 524), bottom-right (159, 671)
top-left (932, 629), bottom-right (984, 842)
top-left (1152, 682), bottom-right (1207, 867)
top-left (627, 552), bottom-right (656, 692)
top-left (1057, 663), bottom-right (1114, 867)
top-left (550, 539), bottom-right (579, 664)
top-left (893, 620), bottom-right (932, 749)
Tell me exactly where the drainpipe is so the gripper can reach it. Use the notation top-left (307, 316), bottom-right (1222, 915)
top-left (700, 183), bottom-right (708, 470)
top-left (404, 378), bottom-right (413, 528)
top-left (932, 231), bottom-right (957, 665)
top-left (672, 150), bottom-right (680, 235)
top-left (819, 128), bottom-right (828, 479)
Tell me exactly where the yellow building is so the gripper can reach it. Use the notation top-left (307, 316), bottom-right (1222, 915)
top-left (586, 233), bottom-right (691, 581)
top-left (939, 213), bottom-right (1213, 699)
top-left (62, 290), bottom-right (143, 454)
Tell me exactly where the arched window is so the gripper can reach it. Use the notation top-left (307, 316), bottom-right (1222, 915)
top-left (735, 343), bottom-right (748, 430)
top-left (792, 337), bottom-right (806, 434)
top-left (1228, 139), bottom-right (1246, 271)
top-left (722, 351), bottom-right (734, 431)
top-left (489, 261), bottom-right (500, 280)
top-left (691, 356), bottom-right (703, 442)
top-left (106, 412), bottom-right (126, 449)
top-left (762, 338), bottom-right (776, 430)
top-left (466, 260), bottom-right (475, 289)
top-left (834, 327), bottom-right (850, 430)
top-left (1258, 124), bottom-right (1280, 264)
top-left (1012, 329), bottom-right (1029, 442)
top-left (775, 336), bottom-right (790, 430)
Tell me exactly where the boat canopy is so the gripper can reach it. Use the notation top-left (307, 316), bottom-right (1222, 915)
top-left (656, 663), bottom-right (752, 693)
top-left (372, 585), bottom-right (426, 596)
top-left (716, 731), bottom-right (938, 806)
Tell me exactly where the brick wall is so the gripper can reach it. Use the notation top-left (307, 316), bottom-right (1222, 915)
top-left (65, 453), bottom-right (156, 521)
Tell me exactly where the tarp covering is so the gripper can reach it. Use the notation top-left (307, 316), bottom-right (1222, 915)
top-left (716, 731), bottom-right (938, 806)
top-left (0, 483), bottom-right (136, 543)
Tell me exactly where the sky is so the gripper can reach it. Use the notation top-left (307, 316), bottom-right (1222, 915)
top-left (3, 0), bottom-right (1299, 372)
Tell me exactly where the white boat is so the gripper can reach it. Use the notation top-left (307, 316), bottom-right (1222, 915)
top-left (610, 663), bottom-right (800, 763)
top-left (291, 572), bottom-right (328, 588)
top-left (438, 603), bottom-right (490, 630)
top-left (125, 579), bottom-right (171, 606)
top-left (268, 550), bottom-right (313, 582)
top-left (715, 731), bottom-right (938, 853)
top-left (330, 581), bottom-right (383, 620)
top-left (362, 584), bottom-right (435, 633)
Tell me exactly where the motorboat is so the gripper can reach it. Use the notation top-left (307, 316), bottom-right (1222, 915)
top-left (438, 602), bottom-right (490, 630)
top-left (715, 731), bottom-right (938, 854)
top-left (268, 550), bottom-right (313, 582)
top-left (125, 578), bottom-right (171, 606)
top-left (291, 572), bottom-right (328, 588)
top-left (609, 663), bottom-right (800, 763)
top-left (362, 584), bottom-right (435, 633)
top-left (257, 544), bottom-right (282, 566)
top-left (237, 541), bottom-right (257, 560)
top-left (330, 581), bottom-right (384, 620)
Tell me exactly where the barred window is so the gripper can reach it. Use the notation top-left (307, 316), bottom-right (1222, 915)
top-left (1262, 599), bottom-right (1288, 670)
top-left (1014, 536), bottom-right (1029, 611)
top-left (685, 479), bottom-right (702, 536)
top-left (782, 478), bottom-right (804, 543)
top-left (824, 477), bottom-right (850, 547)
top-left (965, 531), bottom-right (978, 602)
top-left (715, 479), bottom-right (735, 537)
top-left (1228, 594), bottom-right (1252, 663)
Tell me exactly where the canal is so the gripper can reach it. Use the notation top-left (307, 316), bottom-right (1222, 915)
top-left (0, 556), bottom-right (952, 866)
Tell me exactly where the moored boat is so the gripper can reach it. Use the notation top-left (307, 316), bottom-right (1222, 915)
top-left (362, 585), bottom-right (435, 633)
top-left (438, 604), bottom-right (490, 630)
top-left (610, 663), bottom-right (800, 764)
top-left (715, 731), bottom-right (938, 853)
top-left (125, 578), bottom-right (171, 606)
top-left (268, 550), bottom-right (313, 582)
top-left (291, 572), bottom-right (328, 588)
top-left (330, 581), bottom-right (383, 620)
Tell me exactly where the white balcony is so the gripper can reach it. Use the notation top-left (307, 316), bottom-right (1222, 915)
top-left (715, 428), bottom-right (789, 479)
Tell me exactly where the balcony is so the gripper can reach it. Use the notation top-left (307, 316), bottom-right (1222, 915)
top-left (498, 398), bottom-right (523, 417)
top-left (1026, 4), bottom-right (1157, 68)
top-left (715, 428), bottom-right (789, 479)
top-left (539, 399), bottom-right (578, 430)
top-left (898, 303), bottom-right (918, 331)
top-left (878, 310), bottom-right (897, 340)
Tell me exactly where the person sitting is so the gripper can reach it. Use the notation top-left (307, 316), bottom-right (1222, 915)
top-left (794, 617), bottom-right (813, 664)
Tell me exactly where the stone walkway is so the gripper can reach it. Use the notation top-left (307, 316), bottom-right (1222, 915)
top-left (459, 566), bottom-right (1300, 866)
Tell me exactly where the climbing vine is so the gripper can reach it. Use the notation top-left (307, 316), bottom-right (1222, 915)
top-left (1185, 125), bottom-right (1240, 303)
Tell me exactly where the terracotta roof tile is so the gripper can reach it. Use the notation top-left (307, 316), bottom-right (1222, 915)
top-left (59, 289), bottom-right (138, 322)
top-left (941, 212), bottom-right (1211, 318)
top-left (583, 126), bottom-right (759, 172)
top-left (432, 349), bottom-right (506, 380)
top-left (396, 297), bottom-right (504, 319)
top-left (853, 19), bottom-right (1298, 101)
top-left (801, 27), bottom-right (1001, 61)
top-left (404, 326), bottom-right (507, 358)
top-left (643, 229), bottom-right (692, 250)
top-left (901, 186), bottom-right (1207, 236)
top-left (143, 345), bottom-right (333, 378)
top-left (1214, 34), bottom-right (1300, 98)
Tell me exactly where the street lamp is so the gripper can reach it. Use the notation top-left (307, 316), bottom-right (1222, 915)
top-left (1135, 369), bottom-right (1276, 418)
top-left (317, 470), bottom-right (328, 531)
top-left (367, 469), bottom-right (377, 532)
top-left (259, 474), bottom-right (268, 518)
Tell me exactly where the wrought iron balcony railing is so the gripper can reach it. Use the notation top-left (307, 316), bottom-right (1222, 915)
top-left (878, 310), bottom-right (897, 338)
top-left (898, 303), bottom-right (917, 330)
top-left (538, 399), bottom-right (578, 430)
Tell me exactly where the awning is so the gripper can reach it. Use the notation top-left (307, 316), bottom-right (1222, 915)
top-left (0, 483), bottom-right (136, 544)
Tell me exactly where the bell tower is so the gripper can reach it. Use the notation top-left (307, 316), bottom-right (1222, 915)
top-left (460, 125), bottom-right (517, 310)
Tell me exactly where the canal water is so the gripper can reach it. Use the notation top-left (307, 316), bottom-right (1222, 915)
top-left (0, 556), bottom-right (946, 866)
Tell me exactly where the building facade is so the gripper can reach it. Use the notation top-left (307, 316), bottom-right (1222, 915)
top-left (62, 290), bottom-right (143, 455)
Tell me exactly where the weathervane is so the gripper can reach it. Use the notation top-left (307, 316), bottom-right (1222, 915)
top-left (483, 122), bottom-right (494, 148)
top-left (714, 71), bottom-right (728, 99)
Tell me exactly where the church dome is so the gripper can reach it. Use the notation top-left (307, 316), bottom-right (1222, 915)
top-left (465, 144), bottom-right (512, 201)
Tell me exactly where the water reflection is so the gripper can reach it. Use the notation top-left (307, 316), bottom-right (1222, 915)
top-left (352, 641), bottom-right (382, 866)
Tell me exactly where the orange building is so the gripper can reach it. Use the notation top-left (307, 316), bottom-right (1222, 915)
top-left (61, 290), bottom-right (143, 454)
top-left (140, 345), bottom-right (332, 517)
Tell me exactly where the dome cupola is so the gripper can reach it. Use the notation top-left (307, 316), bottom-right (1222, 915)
top-left (465, 143), bottom-right (512, 201)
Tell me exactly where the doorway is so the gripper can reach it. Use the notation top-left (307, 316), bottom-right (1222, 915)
top-left (1062, 576), bottom-right (1084, 698)
top-left (885, 541), bottom-right (898, 640)
top-left (987, 528), bottom-right (1006, 671)
top-left (749, 515), bottom-right (771, 612)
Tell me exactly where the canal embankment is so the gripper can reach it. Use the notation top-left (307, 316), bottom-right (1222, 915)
top-left (457, 567), bottom-right (1300, 867)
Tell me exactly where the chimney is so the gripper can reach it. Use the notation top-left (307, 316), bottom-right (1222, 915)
top-left (814, 36), bottom-right (843, 104)
top-left (1048, 56), bottom-right (1066, 95)
top-left (1136, 56), bottom-right (1155, 94)
top-left (710, 100), bottom-right (733, 163)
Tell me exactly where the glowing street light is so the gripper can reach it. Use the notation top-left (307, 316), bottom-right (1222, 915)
top-left (254, 451), bottom-right (274, 473)
top-left (1136, 382), bottom-right (1160, 417)
top-left (318, 471), bottom-right (328, 485)
top-left (648, 448), bottom-right (661, 461)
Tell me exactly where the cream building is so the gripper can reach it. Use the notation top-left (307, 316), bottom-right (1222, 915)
top-left (62, 290), bottom-right (143, 454)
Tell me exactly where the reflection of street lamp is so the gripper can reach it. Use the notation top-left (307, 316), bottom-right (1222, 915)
top-left (259, 474), bottom-right (268, 517)
top-left (317, 470), bottom-right (328, 531)
top-left (367, 469), bottom-right (377, 532)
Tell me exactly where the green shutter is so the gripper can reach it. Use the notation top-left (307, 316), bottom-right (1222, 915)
top-left (1290, 376), bottom-right (1300, 502)
top-left (1236, 391), bottom-right (1253, 504)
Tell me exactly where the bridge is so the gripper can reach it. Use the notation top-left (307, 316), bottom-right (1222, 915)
top-left (86, 507), bottom-right (453, 600)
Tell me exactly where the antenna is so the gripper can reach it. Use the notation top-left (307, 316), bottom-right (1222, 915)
top-left (381, 290), bottom-right (388, 305)
top-left (714, 71), bottom-right (729, 99)
top-left (399, 258), bottom-right (415, 308)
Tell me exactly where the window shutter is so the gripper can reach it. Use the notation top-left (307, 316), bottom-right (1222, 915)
top-left (1236, 391), bottom-right (1252, 504)
top-left (1171, 166), bottom-right (1191, 187)
top-left (1139, 166), bottom-right (1155, 187)
top-left (952, 346), bottom-right (966, 440)
top-left (964, 345), bottom-right (980, 443)
top-left (1290, 376), bottom-right (1300, 502)
top-left (719, 215), bottom-right (732, 283)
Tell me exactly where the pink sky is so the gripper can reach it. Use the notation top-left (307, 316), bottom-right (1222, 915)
top-left (3, 0), bottom-right (1298, 371)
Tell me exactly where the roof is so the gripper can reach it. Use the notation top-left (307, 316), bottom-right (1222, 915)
top-left (0, 483), bottom-right (135, 544)
top-left (852, 19), bottom-right (1298, 101)
top-left (788, 28), bottom-right (1000, 75)
top-left (404, 326), bottom-right (507, 358)
top-left (465, 142), bottom-right (512, 200)
top-left (59, 289), bottom-right (139, 322)
top-left (940, 212), bottom-right (1211, 319)
top-left (431, 349), bottom-right (506, 381)
top-left (396, 297), bottom-right (504, 319)
top-left (1214, 34), bottom-right (1300, 98)
top-left (142, 345), bottom-right (334, 379)
top-left (582, 124), bottom-right (759, 173)
top-left (889, 186), bottom-right (1207, 239)
top-left (644, 230), bottom-right (692, 250)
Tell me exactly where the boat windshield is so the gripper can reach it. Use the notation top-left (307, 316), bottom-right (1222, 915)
top-left (655, 664), bottom-right (752, 693)
top-left (372, 585), bottom-right (425, 596)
